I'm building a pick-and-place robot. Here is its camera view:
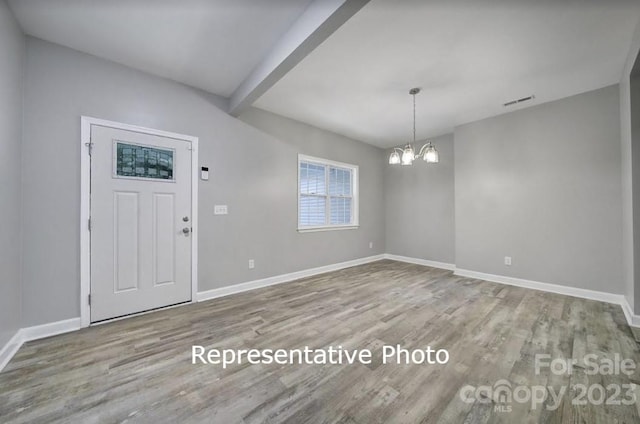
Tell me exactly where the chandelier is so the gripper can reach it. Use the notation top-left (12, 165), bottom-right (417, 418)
top-left (388, 88), bottom-right (439, 165)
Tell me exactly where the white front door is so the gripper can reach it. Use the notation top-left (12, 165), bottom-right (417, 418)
top-left (90, 125), bottom-right (192, 322)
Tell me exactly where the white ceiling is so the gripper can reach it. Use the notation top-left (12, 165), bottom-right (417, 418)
top-left (8, 0), bottom-right (313, 97)
top-left (8, 0), bottom-right (640, 148)
top-left (255, 0), bottom-right (640, 147)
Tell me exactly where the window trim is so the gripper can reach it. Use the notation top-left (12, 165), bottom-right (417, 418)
top-left (297, 154), bottom-right (359, 232)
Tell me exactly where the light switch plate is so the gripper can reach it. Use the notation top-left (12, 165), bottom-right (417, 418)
top-left (214, 205), bottom-right (228, 215)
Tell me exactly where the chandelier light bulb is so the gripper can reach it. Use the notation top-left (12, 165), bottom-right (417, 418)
top-left (423, 143), bottom-right (439, 163)
top-left (401, 145), bottom-right (414, 165)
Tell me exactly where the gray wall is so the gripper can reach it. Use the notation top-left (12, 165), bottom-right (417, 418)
top-left (21, 38), bottom-right (385, 326)
top-left (0, 1), bottom-right (24, 348)
top-left (620, 18), bottom-right (640, 313)
top-left (454, 85), bottom-right (623, 293)
top-left (384, 133), bottom-right (455, 264)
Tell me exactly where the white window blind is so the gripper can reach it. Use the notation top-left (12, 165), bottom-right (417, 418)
top-left (298, 155), bottom-right (359, 231)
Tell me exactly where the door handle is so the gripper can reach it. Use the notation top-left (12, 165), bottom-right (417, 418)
top-left (182, 227), bottom-right (191, 235)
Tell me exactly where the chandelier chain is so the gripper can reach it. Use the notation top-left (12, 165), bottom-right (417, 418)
top-left (412, 92), bottom-right (416, 143)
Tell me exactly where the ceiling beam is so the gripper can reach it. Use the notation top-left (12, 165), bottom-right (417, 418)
top-left (228, 0), bottom-right (370, 116)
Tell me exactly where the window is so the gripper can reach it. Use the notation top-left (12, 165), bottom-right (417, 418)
top-left (298, 154), bottom-right (359, 231)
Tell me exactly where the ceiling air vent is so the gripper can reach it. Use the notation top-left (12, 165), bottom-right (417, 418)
top-left (503, 95), bottom-right (535, 107)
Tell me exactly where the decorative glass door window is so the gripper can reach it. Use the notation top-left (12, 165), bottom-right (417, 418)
top-left (114, 142), bottom-right (174, 181)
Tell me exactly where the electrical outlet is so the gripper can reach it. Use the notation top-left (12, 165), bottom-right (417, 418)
top-left (248, 259), bottom-right (255, 269)
top-left (214, 205), bottom-right (228, 215)
top-left (369, 242), bottom-right (373, 249)
top-left (504, 256), bottom-right (512, 266)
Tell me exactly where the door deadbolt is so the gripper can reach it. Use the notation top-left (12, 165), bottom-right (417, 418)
top-left (182, 216), bottom-right (189, 222)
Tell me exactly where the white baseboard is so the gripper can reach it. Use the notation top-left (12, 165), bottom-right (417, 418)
top-left (383, 254), bottom-right (455, 271)
top-left (621, 297), bottom-right (640, 327)
top-left (0, 317), bottom-right (81, 373)
top-left (0, 330), bottom-right (23, 372)
top-left (197, 254), bottom-right (386, 302)
top-left (454, 268), bottom-right (624, 305)
top-left (21, 318), bottom-right (81, 342)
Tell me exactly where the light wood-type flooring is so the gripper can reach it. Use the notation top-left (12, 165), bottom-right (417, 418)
top-left (2, 260), bottom-right (640, 423)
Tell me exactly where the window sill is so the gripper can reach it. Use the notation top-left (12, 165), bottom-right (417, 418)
top-left (297, 225), bottom-right (359, 233)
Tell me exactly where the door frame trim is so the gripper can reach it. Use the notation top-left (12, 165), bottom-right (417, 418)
top-left (80, 116), bottom-right (199, 328)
